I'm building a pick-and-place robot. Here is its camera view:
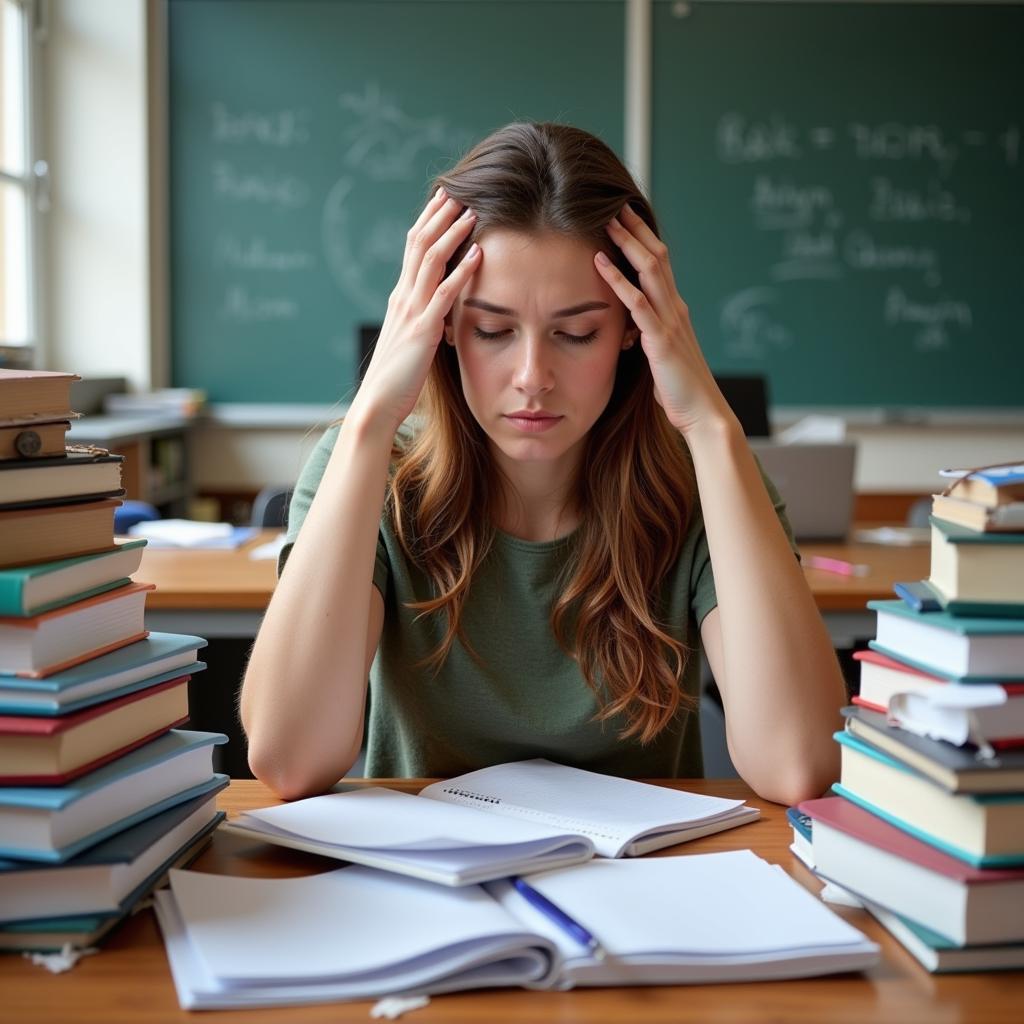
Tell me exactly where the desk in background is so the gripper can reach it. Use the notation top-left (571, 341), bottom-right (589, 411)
top-left (139, 530), bottom-right (931, 645)
top-left (1, 777), bottom-right (1017, 1022)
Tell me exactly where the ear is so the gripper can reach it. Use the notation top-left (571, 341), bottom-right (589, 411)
top-left (443, 316), bottom-right (455, 346)
top-left (622, 326), bottom-right (639, 350)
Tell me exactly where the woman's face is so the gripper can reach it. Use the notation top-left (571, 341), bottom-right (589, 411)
top-left (447, 229), bottom-right (635, 470)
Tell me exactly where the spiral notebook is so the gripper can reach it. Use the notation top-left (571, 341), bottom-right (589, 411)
top-left (221, 759), bottom-right (759, 886)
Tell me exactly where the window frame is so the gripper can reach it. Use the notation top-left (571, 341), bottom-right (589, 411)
top-left (0, 0), bottom-right (46, 360)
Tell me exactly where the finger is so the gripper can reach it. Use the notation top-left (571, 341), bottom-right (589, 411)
top-left (398, 194), bottom-right (465, 291)
top-left (604, 217), bottom-right (678, 323)
top-left (422, 242), bottom-right (482, 324)
top-left (593, 250), bottom-right (665, 341)
top-left (410, 207), bottom-right (477, 306)
top-left (619, 204), bottom-right (672, 267)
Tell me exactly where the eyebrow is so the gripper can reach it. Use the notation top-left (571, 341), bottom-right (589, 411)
top-left (462, 298), bottom-right (610, 318)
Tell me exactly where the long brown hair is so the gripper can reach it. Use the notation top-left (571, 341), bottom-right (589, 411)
top-left (389, 122), bottom-right (697, 743)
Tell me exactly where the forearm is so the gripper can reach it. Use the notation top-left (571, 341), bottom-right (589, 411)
top-left (687, 414), bottom-right (846, 804)
top-left (240, 406), bottom-right (394, 796)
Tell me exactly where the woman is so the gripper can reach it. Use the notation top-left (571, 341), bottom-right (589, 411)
top-left (240, 122), bottom-right (846, 803)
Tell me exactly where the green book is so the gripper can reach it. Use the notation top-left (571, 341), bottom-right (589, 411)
top-left (0, 539), bottom-right (146, 617)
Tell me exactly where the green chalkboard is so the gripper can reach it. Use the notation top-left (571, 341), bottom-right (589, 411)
top-left (168, 0), bottom-right (625, 404)
top-left (651, 1), bottom-right (1024, 408)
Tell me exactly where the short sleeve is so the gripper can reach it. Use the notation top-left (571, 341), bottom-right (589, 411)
top-left (689, 459), bottom-right (800, 628)
top-left (276, 423), bottom-right (392, 598)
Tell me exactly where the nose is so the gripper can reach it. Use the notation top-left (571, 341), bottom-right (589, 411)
top-left (512, 334), bottom-right (554, 396)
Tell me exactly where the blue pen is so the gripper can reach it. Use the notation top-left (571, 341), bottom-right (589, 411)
top-left (511, 877), bottom-right (607, 960)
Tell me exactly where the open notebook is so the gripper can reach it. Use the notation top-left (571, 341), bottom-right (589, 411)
top-left (220, 759), bottom-right (759, 885)
top-left (154, 851), bottom-right (879, 1008)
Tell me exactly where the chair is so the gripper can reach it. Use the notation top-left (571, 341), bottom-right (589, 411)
top-left (250, 486), bottom-right (292, 529)
top-left (712, 375), bottom-right (771, 437)
top-left (114, 500), bottom-right (160, 534)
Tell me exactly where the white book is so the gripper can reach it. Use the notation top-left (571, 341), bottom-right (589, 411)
top-left (154, 851), bottom-right (879, 1009)
top-left (221, 759), bottom-right (760, 885)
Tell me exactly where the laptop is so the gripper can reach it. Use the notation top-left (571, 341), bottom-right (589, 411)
top-left (749, 441), bottom-right (857, 541)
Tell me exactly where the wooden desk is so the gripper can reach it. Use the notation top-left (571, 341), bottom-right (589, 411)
top-left (2, 778), bottom-right (1017, 1023)
top-left (138, 531), bottom-right (931, 644)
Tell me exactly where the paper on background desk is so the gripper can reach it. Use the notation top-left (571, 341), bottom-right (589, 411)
top-left (128, 520), bottom-right (257, 549)
top-left (248, 533), bottom-right (286, 560)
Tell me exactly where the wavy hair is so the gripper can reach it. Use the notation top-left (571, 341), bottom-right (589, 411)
top-left (388, 122), bottom-right (697, 743)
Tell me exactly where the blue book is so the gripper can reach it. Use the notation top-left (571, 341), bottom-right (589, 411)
top-left (0, 730), bottom-right (227, 862)
top-left (0, 632), bottom-right (207, 716)
top-left (833, 730), bottom-right (1024, 868)
top-left (0, 781), bottom-right (227, 925)
top-left (868, 600), bottom-right (1024, 681)
top-left (0, 806), bottom-right (224, 952)
top-left (0, 538), bottom-right (147, 617)
top-left (892, 580), bottom-right (942, 613)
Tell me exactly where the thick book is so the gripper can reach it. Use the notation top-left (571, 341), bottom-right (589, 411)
top-left (841, 705), bottom-right (1024, 794)
top-left (0, 811), bottom-right (221, 952)
top-left (0, 729), bottom-right (227, 862)
top-left (801, 796), bottom-right (1024, 947)
top-left (931, 493), bottom-right (1024, 533)
top-left (833, 730), bottom-right (1024, 867)
top-left (0, 497), bottom-right (120, 570)
top-left (0, 538), bottom-right (146, 617)
top-left (864, 899), bottom-right (1024, 974)
top-left (0, 369), bottom-right (79, 422)
top-left (222, 759), bottom-right (759, 886)
top-left (0, 419), bottom-right (71, 461)
top-left (0, 448), bottom-right (124, 506)
top-left (0, 675), bottom-right (190, 784)
top-left (154, 851), bottom-right (878, 1009)
top-left (0, 784), bottom-right (226, 925)
top-left (853, 649), bottom-right (950, 711)
top-left (928, 517), bottom-right (1024, 610)
top-left (0, 632), bottom-right (206, 716)
top-left (938, 464), bottom-right (1024, 507)
top-left (0, 580), bottom-right (153, 677)
top-left (868, 599), bottom-right (1024, 681)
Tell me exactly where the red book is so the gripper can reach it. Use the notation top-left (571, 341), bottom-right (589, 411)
top-left (0, 675), bottom-right (190, 784)
top-left (0, 581), bottom-right (154, 677)
top-left (800, 795), bottom-right (1024, 946)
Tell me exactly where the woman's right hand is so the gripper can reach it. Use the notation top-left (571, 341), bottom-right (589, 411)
top-left (351, 188), bottom-right (480, 433)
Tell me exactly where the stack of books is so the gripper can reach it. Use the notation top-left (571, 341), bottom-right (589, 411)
top-left (794, 462), bottom-right (1024, 973)
top-left (0, 368), bottom-right (227, 952)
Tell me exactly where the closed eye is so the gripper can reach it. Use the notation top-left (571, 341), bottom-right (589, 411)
top-left (472, 326), bottom-right (511, 341)
top-left (558, 329), bottom-right (598, 345)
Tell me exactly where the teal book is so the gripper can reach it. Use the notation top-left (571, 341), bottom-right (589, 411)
top-left (0, 632), bottom-right (206, 716)
top-left (929, 516), bottom-right (1024, 610)
top-left (0, 539), bottom-right (147, 617)
top-left (833, 730), bottom-right (1024, 868)
top-left (0, 782), bottom-right (227, 926)
top-left (0, 729), bottom-right (227, 862)
top-left (868, 600), bottom-right (1024, 681)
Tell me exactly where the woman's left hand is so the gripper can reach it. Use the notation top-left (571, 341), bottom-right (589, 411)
top-left (595, 205), bottom-right (731, 438)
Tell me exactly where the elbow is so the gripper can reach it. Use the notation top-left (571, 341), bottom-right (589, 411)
top-left (246, 741), bottom-right (344, 802)
top-left (750, 759), bottom-right (839, 808)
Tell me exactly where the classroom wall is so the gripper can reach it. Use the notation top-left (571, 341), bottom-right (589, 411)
top-left (43, 1), bottom-right (1022, 495)
top-left (43, 0), bottom-right (150, 391)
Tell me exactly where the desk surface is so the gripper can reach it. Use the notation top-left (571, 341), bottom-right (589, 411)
top-left (2, 778), bottom-right (1017, 1023)
top-left (139, 530), bottom-right (930, 614)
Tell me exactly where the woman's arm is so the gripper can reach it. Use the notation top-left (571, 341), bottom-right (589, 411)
top-left (240, 188), bottom-right (481, 799)
top-left (596, 206), bottom-right (846, 806)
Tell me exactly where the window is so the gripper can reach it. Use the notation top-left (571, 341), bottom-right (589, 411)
top-left (1, 0), bottom-right (44, 351)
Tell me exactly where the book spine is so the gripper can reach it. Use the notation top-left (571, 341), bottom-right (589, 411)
top-left (0, 576), bottom-right (26, 617)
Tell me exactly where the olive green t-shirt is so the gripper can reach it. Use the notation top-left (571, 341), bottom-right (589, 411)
top-left (279, 424), bottom-right (796, 779)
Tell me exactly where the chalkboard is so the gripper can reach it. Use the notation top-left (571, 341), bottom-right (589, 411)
top-left (167, 0), bottom-right (625, 404)
top-left (651, 1), bottom-right (1023, 408)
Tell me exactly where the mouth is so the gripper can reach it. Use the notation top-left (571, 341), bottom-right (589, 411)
top-left (503, 412), bottom-right (564, 433)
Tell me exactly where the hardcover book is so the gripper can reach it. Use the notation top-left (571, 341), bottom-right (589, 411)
top-left (0, 448), bottom-right (124, 507)
top-left (0, 369), bottom-right (79, 422)
top-left (0, 675), bottom-right (191, 784)
top-left (0, 538), bottom-right (146, 617)
top-left (0, 632), bottom-right (206, 716)
top-left (928, 517), bottom-right (1024, 608)
top-left (0, 581), bottom-right (154, 677)
top-left (0, 498), bottom-right (120, 571)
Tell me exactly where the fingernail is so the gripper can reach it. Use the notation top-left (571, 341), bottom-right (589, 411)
top-left (467, 242), bottom-right (480, 257)
top-left (609, 216), bottom-right (623, 230)
top-left (434, 186), bottom-right (444, 199)
top-left (595, 251), bottom-right (610, 266)
top-left (461, 207), bottom-right (476, 219)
